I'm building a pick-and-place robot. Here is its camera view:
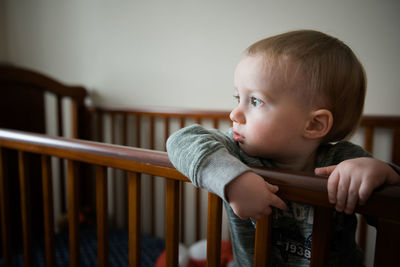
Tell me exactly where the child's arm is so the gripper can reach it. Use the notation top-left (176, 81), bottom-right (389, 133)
top-left (167, 124), bottom-right (286, 220)
top-left (315, 157), bottom-right (400, 214)
top-left (167, 124), bottom-right (250, 199)
top-left (225, 171), bottom-right (287, 220)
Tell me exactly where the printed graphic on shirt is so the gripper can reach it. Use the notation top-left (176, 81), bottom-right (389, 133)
top-left (271, 202), bottom-right (314, 266)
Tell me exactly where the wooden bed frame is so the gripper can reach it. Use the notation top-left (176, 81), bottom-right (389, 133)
top-left (1, 65), bottom-right (399, 267)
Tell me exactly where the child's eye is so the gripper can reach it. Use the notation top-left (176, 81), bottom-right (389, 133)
top-left (233, 95), bottom-right (240, 104)
top-left (250, 96), bottom-right (263, 107)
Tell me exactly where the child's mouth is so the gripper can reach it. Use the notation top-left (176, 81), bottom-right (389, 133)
top-left (233, 131), bottom-right (244, 143)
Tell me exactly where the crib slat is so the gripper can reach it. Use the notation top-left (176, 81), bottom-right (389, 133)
top-left (96, 165), bottom-right (109, 267)
top-left (213, 118), bottom-right (219, 129)
top-left (393, 128), bottom-right (400, 165)
top-left (166, 179), bottom-right (180, 267)
top-left (57, 95), bottom-right (64, 136)
top-left (111, 113), bottom-right (116, 144)
top-left (128, 171), bottom-right (141, 267)
top-left (310, 207), bottom-right (332, 267)
top-left (18, 151), bottom-right (33, 267)
top-left (111, 113), bottom-right (117, 227)
top-left (206, 192), bottom-right (222, 267)
top-left (135, 114), bottom-right (141, 147)
top-left (41, 155), bottom-right (56, 267)
top-left (0, 148), bottom-right (12, 267)
top-left (122, 114), bottom-right (127, 146)
top-left (59, 158), bottom-right (67, 214)
top-left (254, 215), bottom-right (272, 267)
top-left (70, 99), bottom-right (79, 139)
top-left (364, 126), bottom-right (374, 153)
top-left (149, 116), bottom-right (156, 236)
top-left (57, 95), bottom-right (67, 214)
top-left (150, 116), bottom-right (155, 149)
top-left (195, 187), bottom-right (201, 241)
top-left (178, 114), bottom-right (187, 240)
top-left (357, 214), bottom-right (367, 255)
top-left (67, 160), bottom-right (80, 267)
top-left (164, 116), bottom-right (169, 151)
top-left (97, 111), bottom-right (104, 142)
top-left (180, 182), bottom-right (186, 243)
top-left (122, 114), bottom-right (128, 229)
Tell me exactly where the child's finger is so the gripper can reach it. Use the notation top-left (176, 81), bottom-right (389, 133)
top-left (358, 180), bottom-right (375, 205)
top-left (327, 171), bottom-right (339, 204)
top-left (265, 182), bottom-right (279, 193)
top-left (344, 179), bottom-right (361, 214)
top-left (264, 183), bottom-right (287, 210)
top-left (270, 194), bottom-right (287, 211)
top-left (315, 165), bottom-right (337, 177)
top-left (335, 176), bottom-right (351, 212)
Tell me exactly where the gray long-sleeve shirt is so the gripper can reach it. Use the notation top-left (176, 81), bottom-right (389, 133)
top-left (166, 124), bottom-right (372, 266)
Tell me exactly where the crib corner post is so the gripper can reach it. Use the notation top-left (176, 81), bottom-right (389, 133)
top-left (374, 218), bottom-right (400, 267)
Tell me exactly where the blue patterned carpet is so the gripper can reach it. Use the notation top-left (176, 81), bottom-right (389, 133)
top-left (0, 228), bottom-right (164, 267)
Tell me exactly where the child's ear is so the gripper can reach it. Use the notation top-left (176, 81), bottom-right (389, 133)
top-left (304, 109), bottom-right (333, 139)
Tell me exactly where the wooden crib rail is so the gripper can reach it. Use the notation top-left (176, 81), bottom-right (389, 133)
top-left (0, 64), bottom-right (88, 140)
top-left (1, 128), bottom-right (399, 267)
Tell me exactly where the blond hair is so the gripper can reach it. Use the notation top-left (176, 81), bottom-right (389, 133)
top-left (246, 30), bottom-right (366, 142)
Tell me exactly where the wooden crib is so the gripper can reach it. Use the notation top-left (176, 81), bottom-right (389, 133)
top-left (1, 65), bottom-right (400, 267)
top-left (1, 127), bottom-right (399, 267)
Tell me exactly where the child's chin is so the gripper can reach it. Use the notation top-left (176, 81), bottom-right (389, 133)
top-left (240, 145), bottom-right (255, 155)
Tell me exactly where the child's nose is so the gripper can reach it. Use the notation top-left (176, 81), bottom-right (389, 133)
top-left (230, 106), bottom-right (245, 124)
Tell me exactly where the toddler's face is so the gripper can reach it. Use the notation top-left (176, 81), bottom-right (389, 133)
top-left (230, 54), bottom-right (311, 161)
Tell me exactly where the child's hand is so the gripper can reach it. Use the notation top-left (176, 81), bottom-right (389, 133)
top-left (225, 171), bottom-right (287, 221)
top-left (315, 157), bottom-right (400, 214)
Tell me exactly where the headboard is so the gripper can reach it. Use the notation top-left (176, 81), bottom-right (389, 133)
top-left (0, 64), bottom-right (89, 250)
top-left (0, 64), bottom-right (87, 136)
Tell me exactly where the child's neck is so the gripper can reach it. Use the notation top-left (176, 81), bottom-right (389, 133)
top-left (273, 150), bottom-right (317, 173)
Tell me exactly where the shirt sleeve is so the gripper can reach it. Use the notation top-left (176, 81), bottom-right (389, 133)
top-left (166, 124), bottom-right (251, 201)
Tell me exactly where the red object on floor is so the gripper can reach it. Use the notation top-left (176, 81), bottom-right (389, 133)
top-left (155, 240), bottom-right (233, 267)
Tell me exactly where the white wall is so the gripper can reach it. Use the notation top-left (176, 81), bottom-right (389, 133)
top-left (2, 0), bottom-right (400, 115)
top-left (2, 1), bottom-right (398, 265)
